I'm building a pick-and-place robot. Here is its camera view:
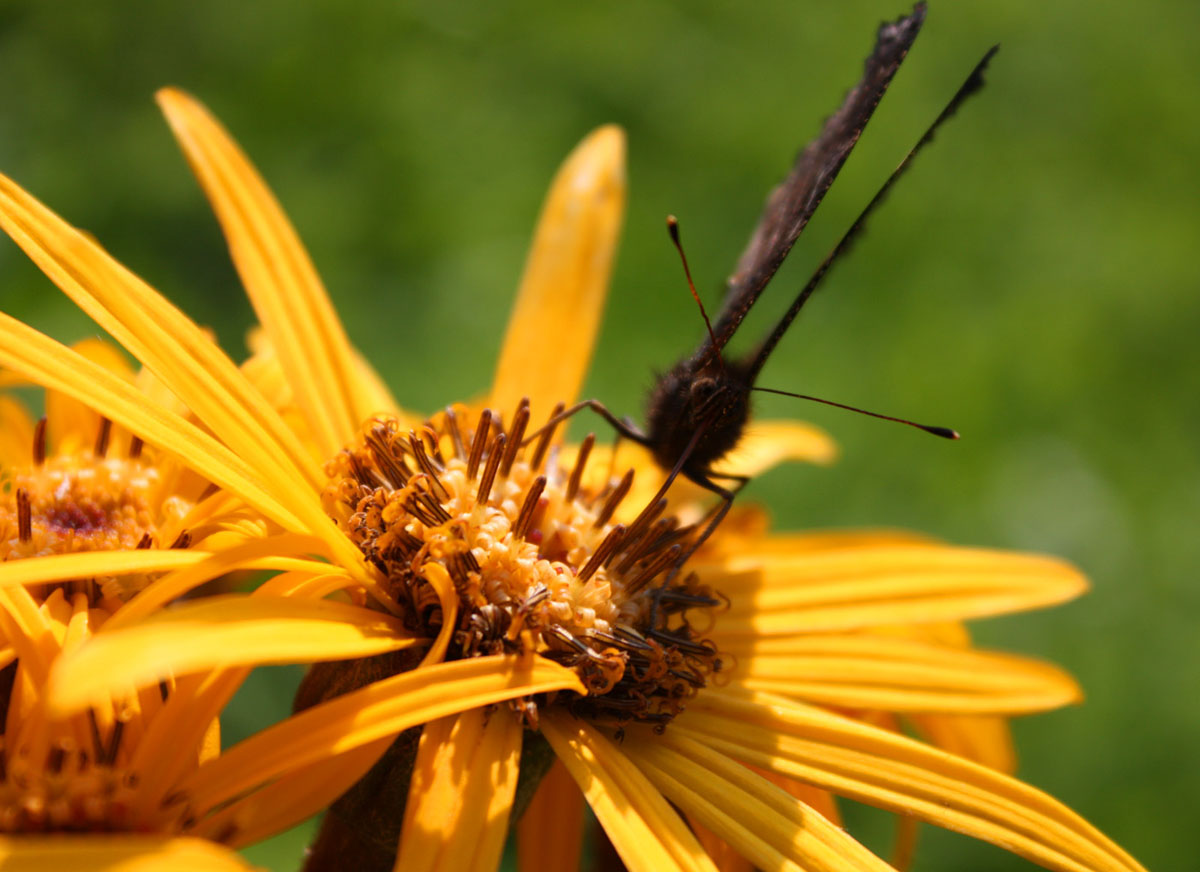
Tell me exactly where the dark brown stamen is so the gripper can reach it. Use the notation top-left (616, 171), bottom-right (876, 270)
top-left (158, 680), bottom-right (171, 702)
top-left (421, 425), bottom-right (446, 468)
top-left (409, 432), bottom-right (449, 502)
top-left (32, 417), bottom-right (46, 466)
top-left (94, 417), bottom-right (112, 458)
top-left (593, 468), bottom-right (634, 528)
top-left (467, 410), bottom-right (492, 480)
top-left (578, 524), bottom-right (626, 583)
top-left (620, 497), bottom-right (668, 555)
top-left (16, 489), bottom-right (31, 543)
top-left (169, 531), bottom-right (191, 549)
top-left (566, 433), bottom-right (595, 503)
top-left (444, 407), bottom-right (466, 460)
top-left (499, 399), bottom-right (530, 478)
top-left (366, 429), bottom-right (410, 488)
top-left (128, 434), bottom-right (144, 459)
top-left (136, 532), bottom-right (154, 549)
top-left (476, 433), bottom-right (506, 505)
top-left (531, 401), bottom-right (565, 470)
top-left (87, 710), bottom-right (106, 762)
top-left (101, 719), bottom-right (125, 766)
top-left (626, 543), bottom-right (683, 595)
top-left (512, 475), bottom-right (547, 540)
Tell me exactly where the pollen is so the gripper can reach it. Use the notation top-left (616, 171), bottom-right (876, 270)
top-left (325, 402), bottom-right (723, 726)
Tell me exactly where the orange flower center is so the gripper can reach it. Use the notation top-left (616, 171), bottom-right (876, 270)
top-left (325, 403), bottom-right (723, 725)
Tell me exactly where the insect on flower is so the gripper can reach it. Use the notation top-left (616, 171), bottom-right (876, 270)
top-left (528, 2), bottom-right (994, 553)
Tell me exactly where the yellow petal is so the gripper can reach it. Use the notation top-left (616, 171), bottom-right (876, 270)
top-left (541, 712), bottom-right (718, 872)
top-left (45, 337), bottom-right (135, 454)
top-left (211, 735), bottom-right (394, 849)
top-left (490, 125), bottom-right (626, 416)
top-left (0, 835), bottom-right (260, 871)
top-left (0, 312), bottom-right (302, 531)
top-left (396, 707), bottom-right (522, 872)
top-left (724, 634), bottom-right (1082, 714)
top-left (708, 545), bottom-right (1088, 635)
top-left (680, 689), bottom-right (1145, 872)
top-left (0, 173), bottom-right (325, 495)
top-left (518, 760), bottom-right (585, 872)
top-left (181, 655), bottom-right (584, 816)
top-left (0, 395), bottom-right (34, 469)
top-left (47, 595), bottom-right (418, 716)
top-left (158, 87), bottom-right (379, 457)
top-left (623, 728), bottom-right (894, 872)
top-left (907, 713), bottom-right (1016, 774)
top-left (712, 419), bottom-right (838, 476)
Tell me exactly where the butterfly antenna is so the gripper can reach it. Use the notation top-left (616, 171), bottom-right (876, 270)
top-left (667, 215), bottom-right (725, 375)
top-left (745, 45), bottom-right (999, 383)
top-left (752, 386), bottom-right (958, 439)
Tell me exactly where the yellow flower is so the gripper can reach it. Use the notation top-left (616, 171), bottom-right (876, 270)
top-left (0, 86), bottom-right (1144, 872)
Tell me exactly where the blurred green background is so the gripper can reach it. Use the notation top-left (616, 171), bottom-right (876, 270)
top-left (0, 0), bottom-right (1194, 869)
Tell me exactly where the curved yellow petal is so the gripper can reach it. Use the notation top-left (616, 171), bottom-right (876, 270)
top-left (907, 713), bottom-right (1017, 774)
top-left (491, 125), bottom-right (626, 417)
top-left (158, 87), bottom-right (379, 456)
top-left (181, 655), bottom-right (584, 816)
top-left (0, 835), bottom-right (260, 871)
top-left (45, 337), bottom-right (135, 454)
top-left (623, 729), bottom-right (894, 872)
top-left (517, 760), bottom-right (585, 872)
top-left (47, 595), bottom-right (418, 716)
top-left (708, 545), bottom-right (1088, 635)
top-left (541, 712), bottom-right (718, 872)
top-left (211, 735), bottom-right (395, 849)
top-left (396, 707), bottom-right (522, 872)
top-left (681, 690), bottom-right (1145, 872)
top-left (723, 635), bottom-right (1082, 714)
top-left (711, 419), bottom-right (838, 476)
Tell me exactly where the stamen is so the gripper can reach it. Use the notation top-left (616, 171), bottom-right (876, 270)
top-left (626, 543), bottom-right (683, 595)
top-left (443, 407), bottom-right (466, 460)
top-left (408, 433), bottom-right (449, 502)
top-left (420, 425), bottom-right (446, 468)
top-left (512, 475), bottom-right (547, 540)
top-left (136, 533), bottom-right (154, 549)
top-left (475, 433), bottom-right (506, 505)
top-left (128, 435), bottom-right (144, 459)
top-left (169, 531), bottom-right (191, 549)
top-left (566, 433), bottom-right (595, 502)
top-left (32, 417), bottom-right (46, 466)
top-left (467, 410), bottom-right (493, 479)
top-left (94, 418), bottom-right (112, 458)
top-left (593, 468), bottom-right (634, 528)
top-left (499, 399), bottom-right (530, 477)
top-left (531, 401), bottom-right (565, 470)
top-left (579, 524), bottom-right (626, 582)
top-left (16, 489), bottom-right (31, 543)
top-left (366, 428), bottom-right (410, 488)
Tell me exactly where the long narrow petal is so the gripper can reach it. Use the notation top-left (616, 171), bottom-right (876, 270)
top-left (396, 708), bottom-right (522, 872)
top-left (0, 835), bottom-right (258, 871)
top-left (517, 760), bottom-right (585, 872)
top-left (212, 736), bottom-right (395, 849)
top-left (541, 713), bottom-right (718, 872)
top-left (158, 87), bottom-right (378, 456)
top-left (490, 126), bottom-right (626, 417)
top-left (724, 635), bottom-right (1082, 713)
top-left (47, 596), bottom-right (418, 715)
top-left (712, 420), bottom-right (838, 476)
top-left (181, 656), bottom-right (584, 815)
top-left (0, 173), bottom-right (325, 495)
top-left (907, 713), bottom-right (1016, 773)
top-left (680, 690), bottom-right (1145, 872)
top-left (706, 545), bottom-right (1088, 635)
top-left (623, 730), bottom-right (895, 872)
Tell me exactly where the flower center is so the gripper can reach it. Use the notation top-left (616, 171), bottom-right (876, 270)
top-left (325, 402), bottom-right (722, 725)
top-left (1, 420), bottom-right (192, 603)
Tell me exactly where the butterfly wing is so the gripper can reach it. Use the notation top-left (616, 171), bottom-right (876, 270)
top-left (711, 3), bottom-right (926, 349)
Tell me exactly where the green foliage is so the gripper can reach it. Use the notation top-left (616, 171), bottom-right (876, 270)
top-left (0, 1), bottom-right (1193, 868)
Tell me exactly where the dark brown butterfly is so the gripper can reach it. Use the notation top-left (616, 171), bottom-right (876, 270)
top-left (529, 3), bottom-right (995, 550)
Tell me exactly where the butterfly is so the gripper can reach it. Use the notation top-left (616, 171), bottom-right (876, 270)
top-left (529, 3), bottom-right (995, 552)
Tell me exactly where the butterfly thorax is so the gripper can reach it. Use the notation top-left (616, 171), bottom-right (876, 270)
top-left (644, 351), bottom-right (752, 476)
